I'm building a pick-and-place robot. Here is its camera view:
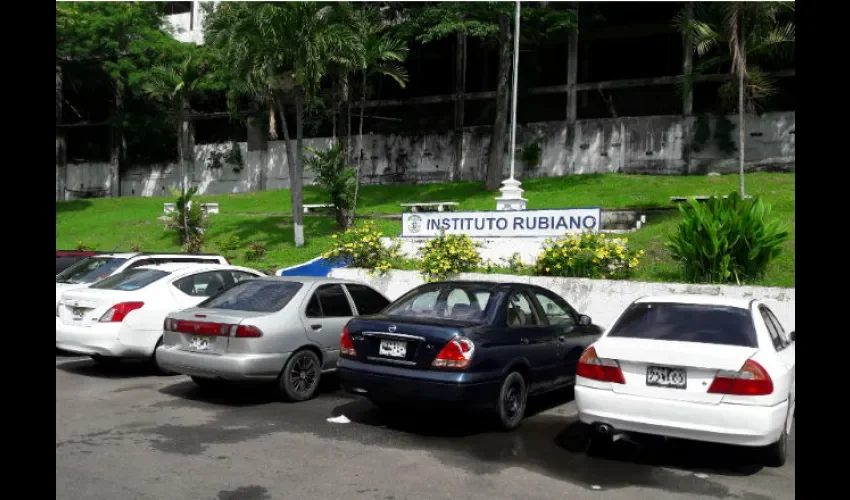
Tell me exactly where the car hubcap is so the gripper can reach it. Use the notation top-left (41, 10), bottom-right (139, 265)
top-left (503, 383), bottom-right (522, 420)
top-left (290, 356), bottom-right (318, 395)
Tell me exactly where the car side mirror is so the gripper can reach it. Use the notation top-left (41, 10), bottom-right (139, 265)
top-left (789, 331), bottom-right (795, 342)
top-left (578, 314), bottom-right (592, 326)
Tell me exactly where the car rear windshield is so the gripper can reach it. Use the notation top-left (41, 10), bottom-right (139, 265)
top-left (607, 302), bottom-right (757, 347)
top-left (90, 269), bottom-right (170, 291)
top-left (198, 280), bottom-right (303, 313)
top-left (382, 283), bottom-right (494, 322)
top-left (56, 257), bottom-right (128, 284)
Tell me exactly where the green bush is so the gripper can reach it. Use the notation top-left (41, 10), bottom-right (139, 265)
top-left (244, 240), bottom-right (267, 261)
top-left (306, 142), bottom-right (356, 229)
top-left (534, 232), bottom-right (643, 280)
top-left (418, 233), bottom-right (482, 282)
top-left (166, 186), bottom-right (208, 253)
top-left (323, 221), bottom-right (401, 276)
top-left (665, 192), bottom-right (789, 284)
top-left (217, 235), bottom-right (241, 260)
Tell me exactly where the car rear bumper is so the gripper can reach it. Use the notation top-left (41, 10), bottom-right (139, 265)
top-left (338, 359), bottom-right (501, 408)
top-left (575, 384), bottom-right (788, 447)
top-left (55, 318), bottom-right (144, 358)
top-left (155, 345), bottom-right (290, 381)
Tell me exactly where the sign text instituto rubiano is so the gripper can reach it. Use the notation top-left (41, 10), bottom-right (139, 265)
top-left (401, 208), bottom-right (602, 238)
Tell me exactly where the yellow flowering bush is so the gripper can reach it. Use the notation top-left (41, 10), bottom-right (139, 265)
top-left (323, 221), bottom-right (402, 276)
top-left (534, 232), bottom-right (644, 280)
top-left (418, 232), bottom-right (482, 282)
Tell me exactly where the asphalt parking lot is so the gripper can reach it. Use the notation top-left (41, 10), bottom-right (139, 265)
top-left (56, 352), bottom-right (794, 500)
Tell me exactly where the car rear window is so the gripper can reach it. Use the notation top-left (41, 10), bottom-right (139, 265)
top-left (89, 269), bottom-right (170, 291)
top-left (56, 257), bottom-right (129, 284)
top-left (383, 283), bottom-right (494, 322)
top-left (607, 302), bottom-right (758, 348)
top-left (198, 280), bottom-right (303, 313)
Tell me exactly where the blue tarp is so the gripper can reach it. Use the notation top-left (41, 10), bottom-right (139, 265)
top-left (276, 256), bottom-right (349, 277)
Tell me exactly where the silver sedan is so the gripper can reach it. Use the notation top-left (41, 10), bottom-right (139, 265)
top-left (157, 276), bottom-right (391, 401)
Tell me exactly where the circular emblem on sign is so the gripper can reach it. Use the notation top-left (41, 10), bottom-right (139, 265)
top-left (407, 215), bottom-right (422, 234)
top-left (388, 324), bottom-right (397, 333)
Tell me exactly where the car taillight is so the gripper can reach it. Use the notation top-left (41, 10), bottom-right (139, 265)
top-left (432, 336), bottom-right (475, 369)
top-left (56, 301), bottom-right (62, 317)
top-left (164, 319), bottom-right (262, 338)
top-left (575, 346), bottom-right (625, 384)
top-left (99, 302), bottom-right (145, 323)
top-left (707, 359), bottom-right (774, 396)
top-left (340, 326), bottom-right (356, 357)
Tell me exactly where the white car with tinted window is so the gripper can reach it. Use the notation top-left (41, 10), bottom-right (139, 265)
top-left (56, 263), bottom-right (264, 370)
top-left (575, 295), bottom-right (795, 467)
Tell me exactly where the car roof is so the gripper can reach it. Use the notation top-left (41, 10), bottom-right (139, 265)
top-left (255, 276), bottom-right (365, 285)
top-left (89, 252), bottom-right (226, 259)
top-left (135, 262), bottom-right (238, 274)
top-left (635, 295), bottom-right (755, 310)
top-left (420, 280), bottom-right (511, 288)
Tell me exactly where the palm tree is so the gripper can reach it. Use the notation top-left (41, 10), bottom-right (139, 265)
top-left (350, 7), bottom-right (409, 221)
top-left (204, 2), bottom-right (362, 247)
top-left (677, 2), bottom-right (795, 196)
top-left (143, 55), bottom-right (206, 238)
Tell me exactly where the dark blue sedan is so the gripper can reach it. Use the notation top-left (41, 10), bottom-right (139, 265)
top-left (338, 280), bottom-right (603, 430)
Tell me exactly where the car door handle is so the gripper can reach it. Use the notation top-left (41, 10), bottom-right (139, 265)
top-left (558, 336), bottom-right (566, 342)
top-left (310, 324), bottom-right (322, 331)
top-left (520, 337), bottom-right (529, 344)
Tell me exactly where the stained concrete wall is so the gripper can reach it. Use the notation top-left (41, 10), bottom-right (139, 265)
top-left (58, 111), bottom-right (795, 200)
top-left (329, 268), bottom-right (796, 333)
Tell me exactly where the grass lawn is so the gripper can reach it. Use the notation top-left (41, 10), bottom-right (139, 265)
top-left (56, 172), bottom-right (795, 286)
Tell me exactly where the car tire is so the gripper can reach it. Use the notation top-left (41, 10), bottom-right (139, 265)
top-left (151, 338), bottom-right (176, 375)
top-left (763, 402), bottom-right (792, 467)
top-left (495, 371), bottom-right (528, 431)
top-left (279, 349), bottom-right (322, 402)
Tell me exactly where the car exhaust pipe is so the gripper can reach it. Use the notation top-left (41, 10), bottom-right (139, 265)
top-left (595, 423), bottom-right (613, 435)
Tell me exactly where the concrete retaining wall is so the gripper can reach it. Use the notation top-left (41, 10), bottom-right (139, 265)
top-left (329, 268), bottom-right (796, 332)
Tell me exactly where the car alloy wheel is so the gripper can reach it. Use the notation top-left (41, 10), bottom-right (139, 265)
top-left (280, 350), bottom-right (321, 402)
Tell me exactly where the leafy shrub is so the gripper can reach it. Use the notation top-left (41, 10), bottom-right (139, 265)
top-left (130, 242), bottom-right (143, 252)
top-left (323, 221), bottom-right (401, 276)
top-left (665, 192), bottom-right (789, 284)
top-left (166, 186), bottom-right (208, 252)
top-left (75, 240), bottom-right (96, 251)
top-left (217, 235), bottom-right (241, 259)
top-left (244, 240), bottom-right (267, 261)
top-left (418, 233), bottom-right (482, 282)
top-left (306, 142), bottom-right (356, 229)
top-left (534, 232), bottom-right (643, 280)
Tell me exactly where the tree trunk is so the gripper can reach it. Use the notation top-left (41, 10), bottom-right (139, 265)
top-left (351, 71), bottom-right (367, 223)
top-left (177, 103), bottom-right (190, 242)
top-left (56, 63), bottom-right (67, 201)
top-left (737, 18), bottom-right (746, 198)
top-left (485, 15), bottom-right (513, 191)
top-left (293, 91), bottom-right (306, 247)
top-left (453, 32), bottom-right (467, 181)
top-left (339, 73), bottom-right (349, 161)
top-left (109, 78), bottom-right (126, 198)
top-left (276, 94), bottom-right (302, 247)
top-left (331, 78), bottom-right (338, 141)
top-left (268, 101), bottom-right (278, 140)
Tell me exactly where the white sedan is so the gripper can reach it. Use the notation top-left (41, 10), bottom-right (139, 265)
top-left (56, 263), bottom-right (264, 371)
top-left (575, 295), bottom-right (795, 467)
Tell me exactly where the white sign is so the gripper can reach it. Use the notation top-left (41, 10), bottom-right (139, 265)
top-left (401, 208), bottom-right (602, 238)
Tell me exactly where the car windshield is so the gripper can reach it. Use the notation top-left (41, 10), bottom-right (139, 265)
top-left (198, 280), bottom-right (303, 313)
top-left (607, 302), bottom-right (758, 348)
top-left (56, 257), bottom-right (128, 284)
top-left (89, 269), bottom-right (170, 291)
top-left (383, 283), bottom-right (494, 322)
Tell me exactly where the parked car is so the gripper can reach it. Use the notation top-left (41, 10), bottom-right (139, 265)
top-left (56, 250), bottom-right (100, 275)
top-left (338, 281), bottom-right (604, 430)
top-left (157, 277), bottom-right (391, 401)
top-left (56, 263), bottom-right (264, 369)
top-left (574, 295), bottom-right (795, 467)
top-left (56, 252), bottom-right (230, 307)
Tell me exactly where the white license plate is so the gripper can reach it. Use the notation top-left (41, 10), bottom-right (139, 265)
top-left (378, 339), bottom-right (407, 358)
top-left (188, 336), bottom-right (212, 351)
top-left (72, 308), bottom-right (85, 320)
top-left (646, 365), bottom-right (687, 389)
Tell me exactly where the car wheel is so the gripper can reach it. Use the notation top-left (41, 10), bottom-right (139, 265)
top-left (279, 349), bottom-right (322, 402)
top-left (151, 338), bottom-right (176, 375)
top-left (495, 371), bottom-right (528, 431)
top-left (763, 402), bottom-right (792, 467)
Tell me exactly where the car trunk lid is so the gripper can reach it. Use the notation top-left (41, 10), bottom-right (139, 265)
top-left (59, 288), bottom-right (121, 327)
top-left (594, 338), bottom-right (758, 405)
top-left (346, 315), bottom-right (479, 369)
top-left (166, 308), bottom-right (269, 355)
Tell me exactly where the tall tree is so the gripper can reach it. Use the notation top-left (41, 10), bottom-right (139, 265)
top-left (205, 2), bottom-right (363, 247)
top-left (403, 2), bottom-right (576, 190)
top-left (677, 2), bottom-right (795, 196)
top-left (350, 6), bottom-right (409, 223)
